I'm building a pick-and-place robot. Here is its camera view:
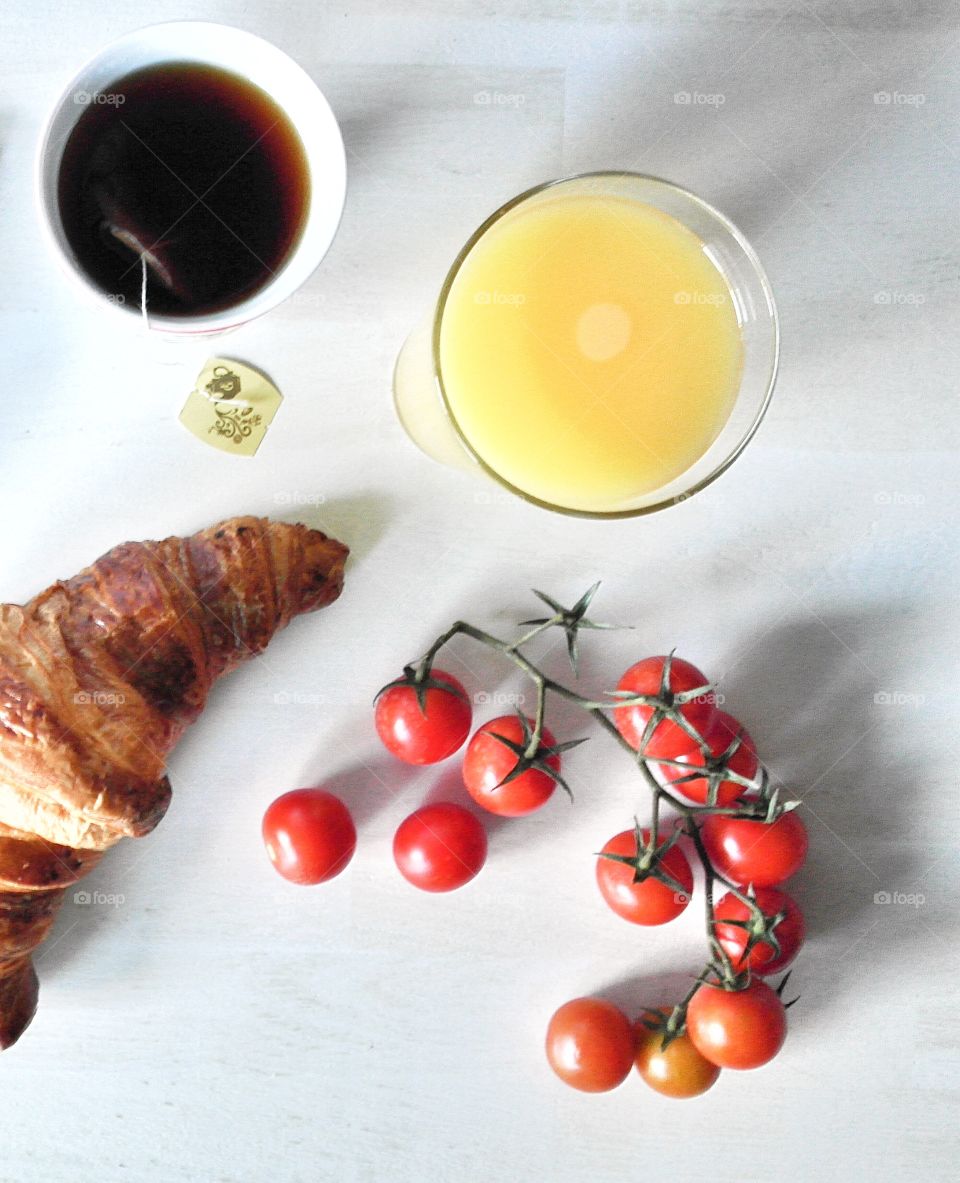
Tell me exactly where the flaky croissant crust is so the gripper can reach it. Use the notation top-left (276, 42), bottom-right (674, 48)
top-left (0, 516), bottom-right (347, 1047)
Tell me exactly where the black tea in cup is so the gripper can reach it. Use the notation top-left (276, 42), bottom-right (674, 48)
top-left (57, 63), bottom-right (311, 317)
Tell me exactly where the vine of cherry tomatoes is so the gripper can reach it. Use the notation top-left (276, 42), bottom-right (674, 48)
top-left (259, 588), bottom-right (809, 1100)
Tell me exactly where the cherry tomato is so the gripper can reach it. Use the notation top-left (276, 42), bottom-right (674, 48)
top-left (262, 789), bottom-right (356, 885)
top-left (702, 805), bottom-right (808, 887)
top-left (375, 670), bottom-right (472, 765)
top-left (595, 828), bottom-right (693, 926)
top-left (393, 803), bottom-right (487, 892)
top-left (656, 711), bottom-right (759, 806)
top-left (686, 979), bottom-right (787, 1070)
top-left (545, 998), bottom-right (635, 1093)
top-left (613, 656), bottom-right (716, 759)
top-left (462, 716), bottom-right (560, 816)
top-left (633, 1009), bottom-right (721, 1098)
top-left (714, 887), bottom-right (805, 975)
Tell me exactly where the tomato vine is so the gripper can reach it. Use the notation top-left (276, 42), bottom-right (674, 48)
top-left (391, 584), bottom-right (805, 1042)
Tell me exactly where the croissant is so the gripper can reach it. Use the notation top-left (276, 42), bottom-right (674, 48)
top-left (0, 515), bottom-right (347, 1049)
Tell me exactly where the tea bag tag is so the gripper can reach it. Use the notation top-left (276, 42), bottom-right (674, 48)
top-left (179, 358), bottom-right (282, 456)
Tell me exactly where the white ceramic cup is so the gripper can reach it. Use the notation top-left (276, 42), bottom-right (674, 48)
top-left (35, 21), bottom-right (346, 334)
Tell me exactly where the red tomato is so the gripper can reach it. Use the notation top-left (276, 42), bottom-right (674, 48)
top-left (262, 789), bottom-right (356, 885)
top-left (686, 979), bottom-right (787, 1070)
top-left (595, 829), bottom-right (693, 926)
top-left (392, 803), bottom-right (487, 892)
top-left (656, 711), bottom-right (759, 806)
top-left (714, 887), bottom-right (805, 975)
top-left (545, 998), bottom-right (635, 1093)
top-left (633, 1009), bottom-right (721, 1098)
top-left (375, 670), bottom-right (472, 765)
top-left (613, 656), bottom-right (716, 759)
top-left (702, 805), bottom-right (808, 887)
top-left (462, 716), bottom-right (560, 817)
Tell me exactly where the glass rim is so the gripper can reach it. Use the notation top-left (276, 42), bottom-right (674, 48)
top-left (431, 170), bottom-right (780, 520)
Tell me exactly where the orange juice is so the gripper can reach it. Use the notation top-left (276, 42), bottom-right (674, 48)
top-left (437, 193), bottom-right (744, 512)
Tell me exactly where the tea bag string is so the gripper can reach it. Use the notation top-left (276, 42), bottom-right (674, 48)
top-left (138, 256), bottom-right (253, 409)
top-left (140, 255), bottom-right (150, 330)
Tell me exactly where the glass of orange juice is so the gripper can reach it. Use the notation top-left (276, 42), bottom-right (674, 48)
top-left (394, 172), bottom-right (778, 517)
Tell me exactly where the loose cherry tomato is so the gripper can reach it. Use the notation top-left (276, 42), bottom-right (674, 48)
top-left (613, 656), bottom-right (716, 759)
top-left (545, 998), bottom-right (635, 1093)
top-left (393, 803), bottom-right (487, 892)
top-left (462, 715), bottom-right (561, 816)
top-left (656, 711), bottom-right (759, 806)
top-left (714, 887), bottom-right (805, 975)
top-left (634, 1009), bottom-right (721, 1098)
top-left (262, 789), bottom-right (356, 885)
top-left (375, 670), bottom-right (472, 765)
top-left (702, 805), bottom-right (808, 887)
top-left (686, 979), bottom-right (787, 1070)
top-left (595, 828), bottom-right (693, 926)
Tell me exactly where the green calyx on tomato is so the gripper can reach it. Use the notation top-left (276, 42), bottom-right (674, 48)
top-left (609, 651), bottom-right (718, 759)
top-left (483, 710), bottom-right (587, 801)
top-left (635, 1001), bottom-right (688, 1050)
top-left (375, 663), bottom-right (469, 716)
top-left (774, 969), bottom-right (801, 1008)
top-left (654, 712), bottom-right (760, 807)
top-left (374, 666), bottom-right (473, 765)
top-left (597, 819), bottom-right (692, 900)
top-left (595, 824), bottom-right (694, 926)
top-left (713, 886), bottom-right (806, 975)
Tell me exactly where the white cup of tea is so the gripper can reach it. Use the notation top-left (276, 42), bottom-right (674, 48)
top-left (35, 21), bottom-right (346, 334)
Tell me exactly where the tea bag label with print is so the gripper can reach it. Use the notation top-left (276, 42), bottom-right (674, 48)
top-left (179, 358), bottom-right (282, 456)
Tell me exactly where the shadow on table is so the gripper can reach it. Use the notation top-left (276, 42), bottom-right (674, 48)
top-left (716, 605), bottom-right (914, 1010)
top-left (595, 964), bottom-right (701, 1018)
top-left (545, 602), bottom-right (916, 1023)
top-left (277, 490), bottom-right (393, 568)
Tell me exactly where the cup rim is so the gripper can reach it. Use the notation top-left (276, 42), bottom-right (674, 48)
top-left (431, 170), bottom-right (780, 519)
top-left (34, 20), bottom-right (346, 334)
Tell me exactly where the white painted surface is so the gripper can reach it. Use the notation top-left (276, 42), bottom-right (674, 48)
top-left (1, 2), bottom-right (957, 1181)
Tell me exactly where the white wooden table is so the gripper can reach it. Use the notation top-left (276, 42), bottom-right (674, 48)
top-left (1, 2), bottom-right (957, 1180)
